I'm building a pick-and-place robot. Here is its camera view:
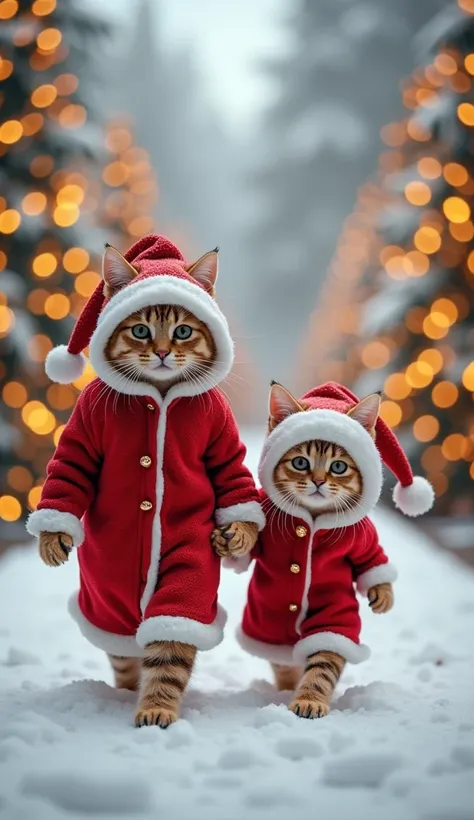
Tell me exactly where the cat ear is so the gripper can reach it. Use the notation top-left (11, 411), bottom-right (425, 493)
top-left (347, 393), bottom-right (381, 433)
top-left (186, 248), bottom-right (219, 295)
top-left (269, 382), bottom-right (305, 429)
top-left (102, 244), bottom-right (137, 296)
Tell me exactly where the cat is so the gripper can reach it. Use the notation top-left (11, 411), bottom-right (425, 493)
top-left (36, 239), bottom-right (262, 728)
top-left (214, 381), bottom-right (394, 718)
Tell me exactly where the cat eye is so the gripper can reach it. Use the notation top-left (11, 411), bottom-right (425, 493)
top-left (291, 456), bottom-right (310, 471)
top-left (330, 460), bottom-right (348, 475)
top-left (174, 325), bottom-right (193, 341)
top-left (131, 324), bottom-right (150, 339)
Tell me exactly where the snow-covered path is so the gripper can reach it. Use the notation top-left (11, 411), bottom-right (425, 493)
top-left (1, 438), bottom-right (474, 820)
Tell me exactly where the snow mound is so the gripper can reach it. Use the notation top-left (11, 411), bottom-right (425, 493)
top-left (322, 751), bottom-right (405, 788)
top-left (20, 770), bottom-right (152, 814)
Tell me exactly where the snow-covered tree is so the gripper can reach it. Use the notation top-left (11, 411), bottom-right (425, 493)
top-left (303, 2), bottom-right (474, 517)
top-left (0, 0), bottom-right (107, 545)
top-left (244, 0), bottom-right (448, 381)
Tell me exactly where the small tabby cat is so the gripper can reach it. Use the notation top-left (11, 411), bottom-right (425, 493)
top-left (269, 384), bottom-right (394, 717)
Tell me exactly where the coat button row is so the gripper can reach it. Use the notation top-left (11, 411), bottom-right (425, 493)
top-left (140, 456), bottom-right (152, 468)
top-left (289, 603), bottom-right (298, 612)
top-left (295, 525), bottom-right (307, 538)
top-left (290, 563), bottom-right (300, 574)
top-left (140, 500), bottom-right (153, 511)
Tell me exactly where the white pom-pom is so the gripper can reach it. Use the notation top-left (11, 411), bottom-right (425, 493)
top-left (45, 345), bottom-right (87, 384)
top-left (393, 476), bottom-right (435, 517)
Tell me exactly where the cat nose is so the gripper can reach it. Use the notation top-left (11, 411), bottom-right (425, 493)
top-left (313, 479), bottom-right (325, 488)
top-left (156, 349), bottom-right (170, 360)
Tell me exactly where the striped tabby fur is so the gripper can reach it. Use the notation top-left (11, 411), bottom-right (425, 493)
top-left (108, 655), bottom-right (141, 692)
top-left (288, 650), bottom-right (346, 718)
top-left (134, 640), bottom-right (197, 728)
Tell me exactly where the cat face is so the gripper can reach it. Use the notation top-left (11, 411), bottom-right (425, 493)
top-left (102, 245), bottom-right (218, 388)
top-left (269, 383), bottom-right (380, 517)
top-left (105, 304), bottom-right (216, 385)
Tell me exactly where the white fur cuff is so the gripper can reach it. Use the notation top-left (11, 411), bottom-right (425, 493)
top-left (26, 509), bottom-right (84, 547)
top-left (215, 501), bottom-right (265, 530)
top-left (236, 626), bottom-right (295, 665)
top-left (356, 563), bottom-right (398, 596)
top-left (294, 632), bottom-right (371, 665)
top-left (136, 606), bottom-right (227, 651)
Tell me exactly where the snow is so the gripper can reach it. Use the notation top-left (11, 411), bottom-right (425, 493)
top-left (0, 433), bottom-right (474, 820)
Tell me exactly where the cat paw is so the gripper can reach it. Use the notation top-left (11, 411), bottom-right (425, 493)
top-left (39, 532), bottom-right (72, 567)
top-left (289, 698), bottom-right (330, 719)
top-left (134, 707), bottom-right (178, 728)
top-left (212, 521), bottom-right (258, 557)
top-left (368, 582), bottom-right (394, 614)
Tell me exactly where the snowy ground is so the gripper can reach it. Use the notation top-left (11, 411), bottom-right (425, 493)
top-left (1, 436), bottom-right (474, 820)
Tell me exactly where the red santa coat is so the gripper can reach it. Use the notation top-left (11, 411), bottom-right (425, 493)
top-left (234, 384), bottom-right (398, 665)
top-left (27, 236), bottom-right (264, 657)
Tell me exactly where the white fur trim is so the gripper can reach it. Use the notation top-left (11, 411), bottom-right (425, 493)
top-left (139, 397), bottom-right (168, 615)
top-left (45, 345), bottom-right (87, 385)
top-left (236, 626), bottom-right (294, 664)
top-left (222, 554), bottom-right (252, 574)
top-left (215, 501), bottom-right (265, 530)
top-left (26, 508), bottom-right (84, 547)
top-left (88, 275), bottom-right (234, 403)
top-left (68, 592), bottom-right (144, 657)
top-left (258, 409), bottom-right (382, 529)
top-left (136, 605), bottom-right (227, 651)
top-left (393, 476), bottom-right (435, 517)
top-left (356, 563), bottom-right (398, 596)
top-left (294, 632), bottom-right (371, 665)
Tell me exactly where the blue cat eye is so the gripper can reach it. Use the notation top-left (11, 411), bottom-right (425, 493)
top-left (174, 325), bottom-right (193, 341)
top-left (131, 324), bottom-right (150, 340)
top-left (330, 460), bottom-right (348, 475)
top-left (291, 456), bottom-right (310, 471)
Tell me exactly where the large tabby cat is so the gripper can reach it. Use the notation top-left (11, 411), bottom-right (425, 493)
top-left (39, 246), bottom-right (258, 728)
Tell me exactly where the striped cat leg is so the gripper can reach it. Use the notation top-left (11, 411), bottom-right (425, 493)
top-left (135, 640), bottom-right (196, 728)
top-left (271, 663), bottom-right (302, 692)
top-left (289, 650), bottom-right (345, 719)
top-left (108, 655), bottom-right (141, 691)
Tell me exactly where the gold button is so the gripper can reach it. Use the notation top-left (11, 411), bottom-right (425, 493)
top-left (290, 563), bottom-right (300, 574)
top-left (146, 403), bottom-right (154, 410)
top-left (140, 456), bottom-right (152, 468)
top-left (295, 525), bottom-right (307, 538)
top-left (289, 603), bottom-right (298, 612)
top-left (140, 500), bottom-right (153, 511)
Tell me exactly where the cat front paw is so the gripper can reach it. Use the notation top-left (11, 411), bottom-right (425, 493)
top-left (368, 582), bottom-right (394, 614)
top-left (212, 521), bottom-right (258, 558)
top-left (289, 698), bottom-right (330, 719)
top-left (39, 532), bottom-right (72, 567)
top-left (135, 707), bottom-right (178, 728)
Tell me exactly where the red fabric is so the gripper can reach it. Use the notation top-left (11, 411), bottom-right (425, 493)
top-left (300, 381), bottom-right (415, 492)
top-left (37, 380), bottom-right (260, 636)
top-left (242, 491), bottom-right (390, 650)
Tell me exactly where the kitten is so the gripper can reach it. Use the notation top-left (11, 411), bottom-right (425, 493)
top-left (268, 384), bottom-right (393, 717)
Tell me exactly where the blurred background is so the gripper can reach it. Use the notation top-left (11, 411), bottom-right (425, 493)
top-left (1, 0), bottom-right (474, 559)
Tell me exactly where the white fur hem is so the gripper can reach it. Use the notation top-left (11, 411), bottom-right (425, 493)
top-left (258, 409), bottom-right (382, 529)
top-left (222, 554), bottom-right (252, 574)
top-left (136, 605), bottom-right (227, 651)
top-left (89, 275), bottom-right (234, 403)
top-left (26, 509), bottom-right (84, 547)
top-left (68, 592), bottom-right (144, 657)
top-left (236, 626), bottom-right (295, 665)
top-left (215, 501), bottom-right (265, 530)
top-left (294, 632), bottom-right (370, 665)
top-left (356, 563), bottom-right (398, 596)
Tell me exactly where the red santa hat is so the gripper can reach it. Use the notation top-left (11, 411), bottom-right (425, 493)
top-left (259, 381), bottom-right (434, 521)
top-left (45, 235), bottom-right (234, 399)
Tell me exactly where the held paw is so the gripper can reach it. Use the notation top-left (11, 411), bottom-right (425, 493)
top-left (39, 532), bottom-right (72, 567)
top-left (368, 582), bottom-right (394, 614)
top-left (212, 521), bottom-right (258, 558)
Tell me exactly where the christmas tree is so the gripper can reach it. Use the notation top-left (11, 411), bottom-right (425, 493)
top-left (301, 1), bottom-right (474, 517)
top-left (0, 0), bottom-right (108, 545)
